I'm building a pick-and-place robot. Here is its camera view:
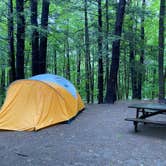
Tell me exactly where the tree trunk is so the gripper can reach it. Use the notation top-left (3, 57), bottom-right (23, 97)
top-left (66, 34), bottom-right (70, 80)
top-left (117, 70), bottom-right (121, 99)
top-left (152, 68), bottom-right (157, 99)
top-left (31, 0), bottom-right (39, 76)
top-left (98, 0), bottom-right (103, 104)
top-left (39, 0), bottom-right (50, 74)
top-left (16, 0), bottom-right (25, 79)
top-left (123, 48), bottom-right (128, 99)
top-left (1, 68), bottom-right (5, 90)
top-left (89, 50), bottom-right (92, 103)
top-left (91, 47), bottom-right (95, 103)
top-left (0, 68), bottom-right (5, 105)
top-left (128, 4), bottom-right (138, 99)
top-left (63, 43), bottom-right (66, 77)
top-left (137, 0), bottom-right (145, 99)
top-left (105, 0), bottom-right (126, 103)
top-left (129, 42), bottom-right (138, 99)
top-left (54, 49), bottom-right (57, 74)
top-left (8, 0), bottom-right (16, 83)
top-left (158, 0), bottom-right (165, 101)
top-left (76, 47), bottom-right (81, 90)
top-left (84, 0), bottom-right (90, 103)
top-left (105, 0), bottom-right (109, 95)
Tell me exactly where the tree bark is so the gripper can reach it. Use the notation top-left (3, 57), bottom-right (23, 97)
top-left (0, 68), bottom-right (5, 104)
top-left (16, 0), bottom-right (25, 79)
top-left (91, 47), bottom-right (95, 103)
top-left (66, 32), bottom-right (70, 80)
top-left (128, 10), bottom-right (138, 99)
top-left (39, 0), bottom-right (50, 74)
top-left (76, 47), bottom-right (81, 90)
top-left (158, 0), bottom-right (165, 101)
top-left (8, 0), bottom-right (16, 82)
top-left (123, 48), bottom-right (128, 99)
top-left (84, 0), bottom-right (90, 103)
top-left (63, 43), bottom-right (66, 77)
top-left (137, 0), bottom-right (145, 99)
top-left (98, 0), bottom-right (103, 104)
top-left (129, 42), bottom-right (138, 99)
top-left (105, 0), bottom-right (109, 96)
top-left (31, 0), bottom-right (39, 76)
top-left (105, 0), bottom-right (126, 103)
top-left (152, 68), bottom-right (157, 99)
top-left (1, 68), bottom-right (5, 90)
top-left (54, 49), bottom-right (57, 74)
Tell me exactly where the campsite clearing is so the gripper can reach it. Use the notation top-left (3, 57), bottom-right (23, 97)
top-left (0, 101), bottom-right (166, 166)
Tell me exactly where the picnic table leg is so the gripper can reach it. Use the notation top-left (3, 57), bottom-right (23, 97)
top-left (134, 108), bottom-right (139, 132)
top-left (142, 108), bottom-right (147, 125)
top-left (134, 121), bottom-right (138, 132)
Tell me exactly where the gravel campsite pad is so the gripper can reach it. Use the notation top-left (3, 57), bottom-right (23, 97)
top-left (0, 101), bottom-right (166, 166)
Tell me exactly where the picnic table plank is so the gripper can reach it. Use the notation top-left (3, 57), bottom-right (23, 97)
top-left (128, 103), bottom-right (166, 111)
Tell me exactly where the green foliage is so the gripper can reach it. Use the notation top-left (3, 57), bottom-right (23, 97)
top-left (0, 0), bottom-right (164, 104)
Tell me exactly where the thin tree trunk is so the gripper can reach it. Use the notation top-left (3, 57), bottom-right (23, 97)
top-left (1, 68), bottom-right (5, 90)
top-left (158, 0), bottom-right (165, 101)
top-left (63, 43), bottom-right (66, 77)
top-left (105, 0), bottom-right (109, 91)
top-left (98, 0), bottom-right (103, 104)
top-left (137, 0), bottom-right (145, 99)
top-left (129, 42), bottom-right (138, 99)
top-left (31, 0), bottom-right (39, 76)
top-left (118, 70), bottom-right (121, 99)
top-left (123, 48), bottom-right (127, 99)
top-left (84, 0), bottom-right (90, 103)
top-left (16, 0), bottom-right (25, 79)
top-left (105, 0), bottom-right (126, 103)
top-left (128, 6), bottom-right (138, 99)
top-left (0, 68), bottom-right (5, 105)
top-left (76, 47), bottom-right (81, 89)
top-left (8, 0), bottom-right (16, 82)
top-left (54, 49), bottom-right (57, 74)
top-left (91, 47), bottom-right (95, 103)
top-left (66, 33), bottom-right (70, 80)
top-left (152, 68), bottom-right (156, 99)
top-left (39, 0), bottom-right (50, 74)
top-left (25, 51), bottom-right (30, 71)
top-left (89, 50), bottom-right (92, 103)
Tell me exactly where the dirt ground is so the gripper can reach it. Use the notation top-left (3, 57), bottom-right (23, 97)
top-left (0, 101), bottom-right (166, 166)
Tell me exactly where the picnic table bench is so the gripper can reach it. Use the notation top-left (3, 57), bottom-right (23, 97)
top-left (125, 103), bottom-right (166, 132)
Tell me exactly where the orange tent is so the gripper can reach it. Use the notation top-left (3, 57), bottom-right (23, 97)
top-left (0, 74), bottom-right (84, 131)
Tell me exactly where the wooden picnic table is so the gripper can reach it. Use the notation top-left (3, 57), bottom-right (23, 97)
top-left (125, 103), bottom-right (166, 132)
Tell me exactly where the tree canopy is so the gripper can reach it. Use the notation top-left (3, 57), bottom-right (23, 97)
top-left (0, 0), bottom-right (165, 105)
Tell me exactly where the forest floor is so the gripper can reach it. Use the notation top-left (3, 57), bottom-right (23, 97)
top-left (0, 100), bottom-right (166, 166)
